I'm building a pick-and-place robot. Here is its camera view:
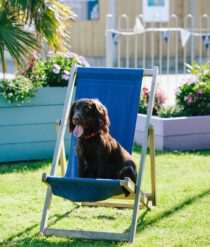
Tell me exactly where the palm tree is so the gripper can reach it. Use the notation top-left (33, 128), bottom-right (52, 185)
top-left (0, 0), bottom-right (74, 75)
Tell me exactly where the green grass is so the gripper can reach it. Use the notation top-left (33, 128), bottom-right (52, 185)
top-left (0, 148), bottom-right (210, 247)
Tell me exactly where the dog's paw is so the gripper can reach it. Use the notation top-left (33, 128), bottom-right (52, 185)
top-left (118, 165), bottom-right (137, 183)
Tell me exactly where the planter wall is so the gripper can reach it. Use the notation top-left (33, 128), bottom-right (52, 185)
top-left (134, 114), bottom-right (210, 151)
top-left (0, 88), bottom-right (70, 163)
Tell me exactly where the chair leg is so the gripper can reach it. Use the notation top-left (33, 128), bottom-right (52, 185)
top-left (39, 187), bottom-right (52, 235)
top-left (148, 124), bottom-right (156, 206)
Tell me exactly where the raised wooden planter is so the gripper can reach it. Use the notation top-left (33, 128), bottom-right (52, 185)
top-left (0, 87), bottom-right (70, 163)
top-left (134, 114), bottom-right (210, 151)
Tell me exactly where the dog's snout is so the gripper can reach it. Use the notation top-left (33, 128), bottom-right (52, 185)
top-left (73, 115), bottom-right (80, 121)
top-left (72, 112), bottom-right (81, 123)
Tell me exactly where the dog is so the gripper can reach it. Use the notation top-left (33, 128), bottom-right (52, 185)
top-left (69, 98), bottom-right (137, 195)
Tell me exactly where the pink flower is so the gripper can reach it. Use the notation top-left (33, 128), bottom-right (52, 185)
top-left (78, 56), bottom-right (90, 66)
top-left (186, 96), bottom-right (193, 104)
top-left (53, 64), bottom-right (61, 74)
top-left (156, 91), bottom-right (167, 104)
top-left (197, 89), bottom-right (204, 95)
top-left (143, 87), bottom-right (149, 94)
top-left (62, 74), bottom-right (70, 81)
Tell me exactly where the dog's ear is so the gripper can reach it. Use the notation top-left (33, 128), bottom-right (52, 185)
top-left (94, 99), bottom-right (110, 133)
top-left (69, 102), bottom-right (76, 132)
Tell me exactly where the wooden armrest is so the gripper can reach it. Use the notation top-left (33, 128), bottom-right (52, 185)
top-left (120, 177), bottom-right (135, 193)
top-left (42, 173), bottom-right (48, 183)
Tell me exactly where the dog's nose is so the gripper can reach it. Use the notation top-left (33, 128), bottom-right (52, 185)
top-left (72, 113), bottom-right (81, 123)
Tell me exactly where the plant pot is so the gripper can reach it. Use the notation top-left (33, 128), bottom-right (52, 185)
top-left (134, 114), bottom-right (210, 151)
top-left (0, 87), bottom-right (70, 162)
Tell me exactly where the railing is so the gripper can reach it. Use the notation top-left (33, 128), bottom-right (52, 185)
top-left (106, 14), bottom-right (210, 74)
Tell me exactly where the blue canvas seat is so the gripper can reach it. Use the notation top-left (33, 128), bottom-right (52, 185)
top-left (40, 66), bottom-right (158, 242)
top-left (45, 67), bottom-right (143, 202)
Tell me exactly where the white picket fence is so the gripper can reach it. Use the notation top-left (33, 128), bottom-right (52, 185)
top-left (106, 14), bottom-right (210, 104)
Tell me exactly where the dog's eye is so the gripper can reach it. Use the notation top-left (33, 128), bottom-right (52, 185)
top-left (84, 105), bottom-right (92, 112)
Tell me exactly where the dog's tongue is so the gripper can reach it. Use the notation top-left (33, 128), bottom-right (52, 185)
top-left (73, 125), bottom-right (84, 138)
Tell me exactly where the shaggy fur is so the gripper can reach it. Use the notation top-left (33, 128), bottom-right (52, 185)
top-left (69, 98), bottom-right (137, 194)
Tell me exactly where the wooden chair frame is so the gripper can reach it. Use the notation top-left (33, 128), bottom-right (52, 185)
top-left (39, 66), bottom-right (158, 242)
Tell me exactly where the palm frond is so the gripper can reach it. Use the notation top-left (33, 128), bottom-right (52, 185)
top-left (7, 0), bottom-right (74, 51)
top-left (0, 7), bottom-right (39, 72)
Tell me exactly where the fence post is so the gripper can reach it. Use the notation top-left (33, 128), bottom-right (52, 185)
top-left (189, 0), bottom-right (195, 63)
top-left (106, 14), bottom-right (114, 67)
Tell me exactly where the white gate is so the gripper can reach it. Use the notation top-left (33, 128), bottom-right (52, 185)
top-left (106, 14), bottom-right (210, 104)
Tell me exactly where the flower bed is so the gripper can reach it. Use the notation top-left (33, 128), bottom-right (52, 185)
top-left (135, 114), bottom-right (210, 151)
top-left (137, 62), bottom-right (210, 151)
top-left (0, 87), bottom-right (70, 162)
top-left (0, 52), bottom-right (89, 162)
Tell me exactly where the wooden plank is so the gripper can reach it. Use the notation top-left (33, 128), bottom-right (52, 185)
top-left (56, 120), bottom-right (67, 176)
top-left (0, 105), bottom-right (64, 126)
top-left (0, 88), bottom-right (67, 108)
top-left (164, 116), bottom-right (210, 136)
top-left (149, 124), bottom-right (156, 206)
top-left (120, 177), bottom-right (135, 193)
top-left (82, 201), bottom-right (144, 209)
top-left (129, 68), bottom-right (158, 243)
top-left (40, 66), bottom-right (77, 235)
top-left (82, 191), bottom-right (152, 209)
top-left (42, 173), bottom-right (49, 186)
top-left (40, 187), bottom-right (53, 234)
top-left (0, 140), bottom-right (70, 163)
top-left (165, 133), bottom-right (210, 151)
top-left (0, 124), bottom-right (57, 144)
top-left (44, 228), bottom-right (130, 241)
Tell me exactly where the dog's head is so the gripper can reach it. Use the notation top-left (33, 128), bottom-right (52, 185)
top-left (69, 98), bottom-right (110, 138)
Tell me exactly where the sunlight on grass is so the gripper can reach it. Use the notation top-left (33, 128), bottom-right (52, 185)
top-left (0, 148), bottom-right (210, 247)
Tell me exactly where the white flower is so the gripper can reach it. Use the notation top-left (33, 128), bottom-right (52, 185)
top-left (53, 68), bottom-right (60, 74)
top-left (64, 70), bottom-right (70, 75)
top-left (54, 64), bottom-right (61, 71)
top-left (8, 93), bottom-right (13, 97)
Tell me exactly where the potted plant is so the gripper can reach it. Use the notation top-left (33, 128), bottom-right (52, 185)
top-left (135, 62), bottom-right (210, 151)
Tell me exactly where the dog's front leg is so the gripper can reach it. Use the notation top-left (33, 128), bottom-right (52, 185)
top-left (78, 157), bottom-right (88, 178)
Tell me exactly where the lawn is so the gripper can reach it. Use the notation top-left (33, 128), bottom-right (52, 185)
top-left (0, 148), bottom-right (210, 247)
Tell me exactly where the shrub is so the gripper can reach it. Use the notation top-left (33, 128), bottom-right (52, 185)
top-left (0, 76), bottom-right (36, 103)
top-left (185, 62), bottom-right (210, 82)
top-left (139, 86), bottom-right (166, 115)
top-left (157, 106), bottom-right (185, 118)
top-left (176, 62), bottom-right (210, 116)
top-left (29, 52), bottom-right (89, 87)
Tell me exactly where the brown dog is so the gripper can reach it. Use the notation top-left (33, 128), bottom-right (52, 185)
top-left (69, 98), bottom-right (137, 194)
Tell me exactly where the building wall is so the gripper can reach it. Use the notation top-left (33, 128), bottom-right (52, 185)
top-left (69, 0), bottom-right (210, 59)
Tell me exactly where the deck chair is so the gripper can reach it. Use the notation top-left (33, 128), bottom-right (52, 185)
top-left (40, 66), bottom-right (158, 243)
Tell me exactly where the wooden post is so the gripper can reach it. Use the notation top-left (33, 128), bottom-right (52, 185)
top-left (56, 119), bottom-right (67, 176)
top-left (129, 67), bottom-right (158, 243)
top-left (149, 124), bottom-right (156, 206)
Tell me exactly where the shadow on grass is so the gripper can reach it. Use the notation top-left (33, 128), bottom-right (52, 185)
top-left (2, 189), bottom-right (210, 246)
top-left (2, 206), bottom-right (125, 247)
top-left (0, 159), bottom-right (51, 174)
top-left (136, 187), bottom-right (210, 233)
